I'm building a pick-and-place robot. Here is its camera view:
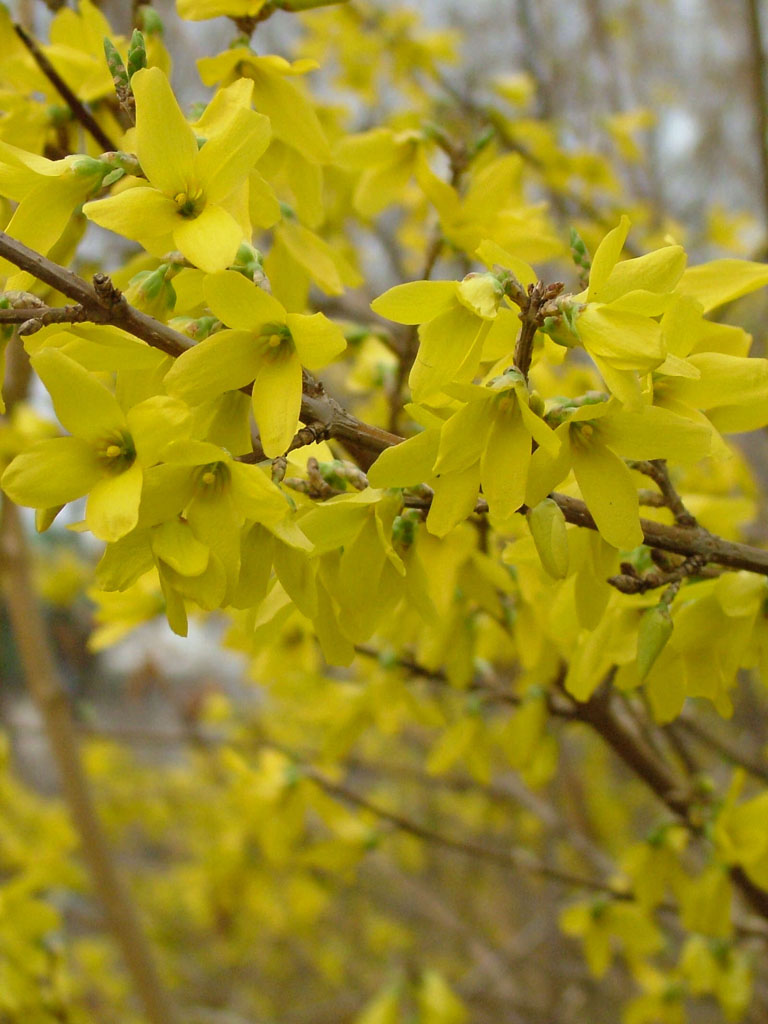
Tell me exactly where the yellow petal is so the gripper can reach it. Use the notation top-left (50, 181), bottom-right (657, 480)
top-left (676, 258), bottom-right (768, 313)
top-left (132, 67), bottom-right (198, 195)
top-left (32, 348), bottom-right (126, 442)
top-left (204, 270), bottom-right (286, 330)
top-left (196, 107), bottom-right (271, 203)
top-left (480, 402), bottom-right (531, 520)
top-left (571, 439), bottom-right (643, 550)
top-left (83, 187), bottom-right (178, 249)
top-left (173, 204), bottom-right (244, 273)
top-left (371, 281), bottom-right (457, 324)
top-left (251, 352), bottom-right (303, 457)
top-left (164, 330), bottom-right (261, 401)
top-left (427, 463), bottom-right (481, 537)
top-left (86, 462), bottom-right (143, 542)
top-left (2, 437), bottom-right (101, 508)
top-left (286, 312), bottom-right (347, 369)
top-left (588, 215), bottom-right (631, 300)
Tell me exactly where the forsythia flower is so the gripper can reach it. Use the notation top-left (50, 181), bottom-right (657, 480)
top-left (526, 399), bottom-right (711, 549)
top-left (368, 369), bottom-right (559, 536)
top-left (164, 270), bottom-right (346, 456)
top-left (371, 271), bottom-right (509, 401)
top-left (545, 216), bottom-right (687, 406)
top-left (83, 68), bottom-right (270, 272)
top-left (1, 349), bottom-right (190, 541)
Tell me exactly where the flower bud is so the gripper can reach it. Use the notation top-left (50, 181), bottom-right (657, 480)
top-left (527, 498), bottom-right (569, 579)
top-left (636, 604), bottom-right (673, 680)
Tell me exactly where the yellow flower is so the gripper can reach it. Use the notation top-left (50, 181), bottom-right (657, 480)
top-left (83, 68), bottom-right (270, 272)
top-left (2, 349), bottom-right (190, 542)
top-left (526, 399), bottom-right (711, 550)
top-left (164, 270), bottom-right (346, 457)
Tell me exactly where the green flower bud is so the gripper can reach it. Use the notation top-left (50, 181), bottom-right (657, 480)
top-left (71, 155), bottom-right (107, 178)
top-left (527, 498), bottom-right (569, 579)
top-left (138, 5), bottom-right (164, 35)
top-left (126, 29), bottom-right (147, 80)
top-left (636, 604), bottom-right (673, 680)
top-left (103, 37), bottom-right (129, 91)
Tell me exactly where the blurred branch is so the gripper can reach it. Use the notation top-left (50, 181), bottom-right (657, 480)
top-left (13, 22), bottom-right (118, 153)
top-left (0, 500), bottom-right (178, 1024)
top-left (745, 0), bottom-right (768, 239)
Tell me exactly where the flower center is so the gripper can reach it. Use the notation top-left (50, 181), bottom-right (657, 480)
top-left (99, 432), bottom-right (136, 472)
top-left (174, 188), bottom-right (205, 219)
top-left (195, 461), bottom-right (230, 496)
top-left (259, 323), bottom-right (294, 362)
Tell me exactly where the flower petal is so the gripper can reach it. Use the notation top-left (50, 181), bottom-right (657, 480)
top-left (132, 67), bottom-right (199, 195)
top-left (32, 348), bottom-right (126, 442)
top-left (588, 215), bottom-right (630, 301)
top-left (173, 203), bottom-right (244, 274)
top-left (2, 436), bottom-right (101, 508)
top-left (196, 107), bottom-right (271, 203)
top-left (251, 351), bottom-right (303, 457)
top-left (83, 187), bottom-right (179, 248)
top-left (480, 402), bottom-right (531, 520)
top-left (164, 330), bottom-right (262, 402)
top-left (571, 439), bottom-right (643, 550)
top-left (85, 462), bottom-right (143, 542)
top-left (204, 270), bottom-right (286, 332)
top-left (286, 312), bottom-right (346, 368)
top-left (371, 281), bottom-right (457, 324)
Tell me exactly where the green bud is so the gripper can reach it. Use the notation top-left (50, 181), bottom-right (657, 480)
top-left (528, 391), bottom-right (545, 416)
top-left (569, 227), bottom-right (591, 271)
top-left (103, 37), bottom-right (129, 91)
top-left (47, 104), bottom-right (71, 127)
top-left (527, 499), bottom-right (569, 579)
top-left (139, 5), bottom-right (164, 35)
top-left (126, 29), bottom-right (147, 80)
top-left (636, 604), bottom-right (673, 680)
top-left (71, 155), bottom-right (106, 178)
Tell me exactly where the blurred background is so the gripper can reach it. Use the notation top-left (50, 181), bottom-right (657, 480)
top-left (3, 2), bottom-right (768, 1022)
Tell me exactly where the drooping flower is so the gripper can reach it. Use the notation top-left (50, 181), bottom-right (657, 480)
top-left (164, 270), bottom-right (346, 456)
top-left (1, 349), bottom-right (190, 541)
top-left (83, 68), bottom-right (271, 272)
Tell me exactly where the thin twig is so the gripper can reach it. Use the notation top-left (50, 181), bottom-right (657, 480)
top-left (745, 0), bottom-right (768, 239)
top-left (13, 23), bottom-right (118, 153)
top-left (303, 765), bottom-right (627, 898)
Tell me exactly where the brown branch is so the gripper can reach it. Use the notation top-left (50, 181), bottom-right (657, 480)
top-left (0, 500), bottom-right (178, 1024)
top-left (303, 765), bottom-right (626, 898)
top-left (512, 280), bottom-right (564, 379)
top-left (13, 23), bottom-right (118, 153)
top-left (5, 229), bottom-right (768, 580)
top-left (571, 682), bottom-right (768, 922)
top-left (746, 0), bottom-right (768, 238)
top-left (608, 553), bottom-right (710, 595)
top-left (629, 459), bottom-right (697, 527)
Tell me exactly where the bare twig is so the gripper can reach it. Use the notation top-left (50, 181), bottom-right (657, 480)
top-left (303, 765), bottom-right (627, 898)
top-left (13, 23), bottom-right (118, 153)
top-left (745, 0), bottom-right (768, 238)
top-left (629, 459), bottom-right (697, 527)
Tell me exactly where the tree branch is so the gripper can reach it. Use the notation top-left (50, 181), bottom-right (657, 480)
top-left (0, 499), bottom-right (178, 1024)
top-left (4, 230), bottom-right (768, 581)
top-left (13, 22), bottom-right (118, 153)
